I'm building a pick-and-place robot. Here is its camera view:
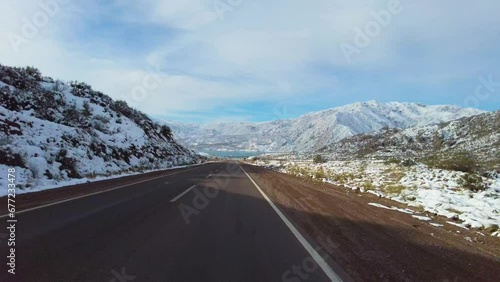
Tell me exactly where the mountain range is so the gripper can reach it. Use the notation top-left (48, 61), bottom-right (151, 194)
top-left (168, 101), bottom-right (485, 153)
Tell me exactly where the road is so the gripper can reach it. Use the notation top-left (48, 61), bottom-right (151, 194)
top-left (0, 162), bottom-right (347, 282)
top-left (1, 161), bottom-right (499, 282)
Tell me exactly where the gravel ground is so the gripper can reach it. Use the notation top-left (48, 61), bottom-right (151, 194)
top-left (243, 163), bottom-right (500, 282)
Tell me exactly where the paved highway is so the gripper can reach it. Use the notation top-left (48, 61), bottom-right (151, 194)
top-left (0, 162), bottom-right (347, 282)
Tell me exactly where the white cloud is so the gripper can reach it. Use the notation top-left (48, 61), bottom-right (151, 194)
top-left (1, 0), bottom-right (499, 120)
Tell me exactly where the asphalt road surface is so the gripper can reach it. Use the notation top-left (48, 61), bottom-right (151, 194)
top-left (0, 162), bottom-right (348, 282)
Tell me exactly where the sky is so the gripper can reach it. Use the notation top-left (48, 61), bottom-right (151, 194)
top-left (0, 0), bottom-right (499, 123)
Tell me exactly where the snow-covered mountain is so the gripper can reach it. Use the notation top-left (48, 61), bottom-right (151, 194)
top-left (168, 101), bottom-right (484, 152)
top-left (323, 111), bottom-right (500, 165)
top-left (0, 65), bottom-right (199, 192)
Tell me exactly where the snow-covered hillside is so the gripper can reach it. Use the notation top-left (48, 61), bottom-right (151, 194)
top-left (0, 65), bottom-right (199, 194)
top-left (326, 111), bottom-right (500, 165)
top-left (169, 101), bottom-right (484, 152)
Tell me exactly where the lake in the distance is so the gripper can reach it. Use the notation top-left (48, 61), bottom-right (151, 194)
top-left (199, 151), bottom-right (262, 158)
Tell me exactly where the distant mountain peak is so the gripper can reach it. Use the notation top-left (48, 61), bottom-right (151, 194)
top-left (168, 101), bottom-right (485, 153)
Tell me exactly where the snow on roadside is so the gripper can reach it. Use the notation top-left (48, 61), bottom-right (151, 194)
top-left (251, 159), bottom-right (500, 236)
top-left (368, 203), bottom-right (414, 214)
top-left (0, 162), bottom-right (206, 197)
top-left (412, 215), bottom-right (432, 221)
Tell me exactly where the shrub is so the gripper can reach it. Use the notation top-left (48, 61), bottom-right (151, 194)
top-left (82, 101), bottom-right (92, 117)
top-left (330, 173), bottom-right (356, 183)
top-left (485, 225), bottom-right (499, 235)
top-left (424, 152), bottom-right (477, 173)
top-left (401, 159), bottom-right (416, 167)
top-left (383, 184), bottom-right (406, 195)
top-left (0, 148), bottom-right (26, 168)
top-left (160, 124), bottom-right (172, 139)
top-left (384, 158), bottom-right (400, 165)
top-left (51, 80), bottom-right (67, 92)
top-left (70, 81), bottom-right (93, 98)
top-left (314, 168), bottom-right (327, 179)
top-left (63, 102), bottom-right (83, 126)
top-left (94, 114), bottom-right (108, 123)
top-left (44, 169), bottom-right (53, 180)
top-left (61, 133), bottom-right (80, 147)
top-left (92, 115), bottom-right (109, 133)
top-left (24, 66), bottom-right (43, 81)
top-left (362, 181), bottom-right (375, 191)
top-left (313, 154), bottom-right (327, 164)
top-left (56, 149), bottom-right (81, 178)
top-left (459, 173), bottom-right (486, 192)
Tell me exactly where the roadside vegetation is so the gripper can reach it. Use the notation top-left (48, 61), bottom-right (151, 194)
top-left (249, 154), bottom-right (499, 235)
top-left (422, 151), bottom-right (477, 173)
top-left (313, 154), bottom-right (327, 164)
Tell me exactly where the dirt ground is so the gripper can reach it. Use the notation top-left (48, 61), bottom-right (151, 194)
top-left (243, 163), bottom-right (500, 282)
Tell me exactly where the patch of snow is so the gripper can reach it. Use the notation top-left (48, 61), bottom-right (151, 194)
top-left (446, 221), bottom-right (469, 230)
top-left (368, 203), bottom-right (414, 214)
top-left (412, 215), bottom-right (432, 221)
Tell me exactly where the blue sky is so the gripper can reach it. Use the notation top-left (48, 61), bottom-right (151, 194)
top-left (1, 0), bottom-right (499, 123)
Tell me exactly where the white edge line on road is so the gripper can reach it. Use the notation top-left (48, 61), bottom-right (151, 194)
top-left (0, 165), bottom-right (205, 219)
top-left (239, 164), bottom-right (343, 282)
top-left (170, 185), bottom-right (197, 202)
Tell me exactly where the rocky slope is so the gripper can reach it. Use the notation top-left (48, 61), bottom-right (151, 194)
top-left (0, 65), bottom-right (199, 193)
top-left (322, 111), bottom-right (500, 168)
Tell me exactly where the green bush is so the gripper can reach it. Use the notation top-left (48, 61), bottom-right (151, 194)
top-left (330, 173), bottom-right (356, 183)
top-left (313, 154), bottom-right (327, 164)
top-left (362, 181), bottom-right (375, 191)
top-left (314, 168), bottom-right (327, 179)
top-left (459, 173), bottom-right (486, 192)
top-left (383, 184), bottom-right (406, 195)
top-left (424, 152), bottom-right (477, 173)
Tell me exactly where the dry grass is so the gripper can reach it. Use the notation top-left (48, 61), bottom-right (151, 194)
top-left (382, 184), bottom-right (406, 195)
